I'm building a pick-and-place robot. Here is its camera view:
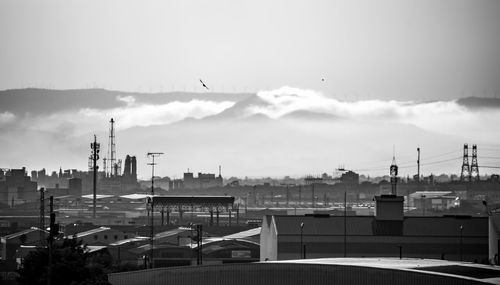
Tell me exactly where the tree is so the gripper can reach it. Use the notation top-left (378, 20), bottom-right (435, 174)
top-left (17, 238), bottom-right (111, 285)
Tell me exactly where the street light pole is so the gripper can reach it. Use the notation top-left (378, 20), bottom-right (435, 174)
top-left (459, 225), bottom-right (464, 261)
top-left (300, 222), bottom-right (304, 259)
top-left (421, 195), bottom-right (426, 216)
top-left (147, 152), bottom-right (163, 269)
top-left (344, 191), bottom-right (347, 257)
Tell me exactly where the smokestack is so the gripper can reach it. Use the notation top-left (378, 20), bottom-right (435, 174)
top-left (124, 155), bottom-right (131, 177)
top-left (131, 156), bottom-right (137, 180)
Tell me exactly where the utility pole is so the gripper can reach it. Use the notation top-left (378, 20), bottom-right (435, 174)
top-left (91, 135), bottom-right (100, 219)
top-left (47, 196), bottom-right (58, 285)
top-left (300, 222), bottom-right (304, 259)
top-left (344, 191), bottom-right (347, 257)
top-left (39, 187), bottom-right (45, 245)
top-left (417, 147), bottom-right (420, 184)
top-left (147, 152), bottom-right (163, 269)
top-left (196, 224), bottom-right (203, 265)
top-left (311, 184), bottom-right (315, 208)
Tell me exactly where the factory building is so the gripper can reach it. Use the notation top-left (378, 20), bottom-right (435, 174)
top-left (260, 195), bottom-right (488, 262)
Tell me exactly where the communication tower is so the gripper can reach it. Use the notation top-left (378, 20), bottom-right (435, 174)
top-left (106, 118), bottom-right (122, 177)
top-left (390, 154), bottom-right (398, 195)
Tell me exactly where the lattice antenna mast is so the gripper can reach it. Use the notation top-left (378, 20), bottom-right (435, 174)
top-left (108, 118), bottom-right (117, 177)
top-left (470, 144), bottom-right (479, 182)
top-left (460, 143), bottom-right (470, 182)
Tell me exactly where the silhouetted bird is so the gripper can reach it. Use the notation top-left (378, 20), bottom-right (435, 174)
top-left (199, 79), bottom-right (209, 90)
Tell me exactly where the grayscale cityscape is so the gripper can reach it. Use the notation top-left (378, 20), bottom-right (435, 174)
top-left (1, 1), bottom-right (500, 285)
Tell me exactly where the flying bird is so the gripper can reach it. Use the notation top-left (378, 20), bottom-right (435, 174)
top-left (199, 79), bottom-right (209, 90)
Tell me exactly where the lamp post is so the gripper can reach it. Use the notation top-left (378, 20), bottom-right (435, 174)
top-left (147, 152), bottom-right (163, 269)
top-left (300, 222), bottom-right (304, 259)
top-left (459, 225), bottom-right (464, 261)
top-left (421, 195), bottom-right (426, 216)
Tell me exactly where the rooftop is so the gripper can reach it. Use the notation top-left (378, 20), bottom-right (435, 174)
top-left (269, 258), bottom-right (500, 284)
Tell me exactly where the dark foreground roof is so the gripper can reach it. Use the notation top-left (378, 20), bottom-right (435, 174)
top-left (109, 258), bottom-right (498, 285)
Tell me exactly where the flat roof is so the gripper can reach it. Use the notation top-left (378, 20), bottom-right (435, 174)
top-left (81, 194), bottom-right (115, 200)
top-left (153, 196), bottom-right (235, 206)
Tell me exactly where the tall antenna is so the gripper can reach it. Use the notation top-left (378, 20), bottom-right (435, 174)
top-left (417, 147), bottom-right (420, 183)
top-left (390, 149), bottom-right (398, 195)
top-left (470, 144), bottom-right (479, 182)
top-left (91, 135), bottom-right (100, 219)
top-left (108, 118), bottom-right (117, 177)
top-left (460, 144), bottom-right (470, 182)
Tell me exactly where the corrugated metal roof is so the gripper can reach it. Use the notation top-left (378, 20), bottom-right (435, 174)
top-left (222, 227), bottom-right (261, 239)
top-left (154, 228), bottom-right (190, 239)
top-left (2, 227), bottom-right (46, 239)
top-left (75, 226), bottom-right (111, 238)
top-left (109, 236), bottom-right (149, 246)
top-left (87, 245), bottom-right (108, 253)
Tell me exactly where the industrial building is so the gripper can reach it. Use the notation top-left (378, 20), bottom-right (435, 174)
top-left (260, 195), bottom-right (488, 262)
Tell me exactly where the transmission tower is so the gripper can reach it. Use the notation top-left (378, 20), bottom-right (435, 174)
top-left (460, 144), bottom-right (470, 182)
top-left (470, 144), bottom-right (480, 182)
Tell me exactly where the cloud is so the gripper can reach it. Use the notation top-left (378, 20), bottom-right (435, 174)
top-left (81, 99), bottom-right (236, 130)
top-left (0, 112), bottom-right (15, 125)
top-left (116, 95), bottom-right (136, 106)
top-left (2, 99), bottom-right (235, 140)
top-left (249, 86), bottom-right (499, 136)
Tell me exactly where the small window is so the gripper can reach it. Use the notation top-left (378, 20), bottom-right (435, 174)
top-left (124, 235), bottom-right (128, 239)
top-left (94, 235), bottom-right (98, 240)
top-left (114, 235), bottom-right (118, 240)
top-left (104, 235), bottom-right (108, 240)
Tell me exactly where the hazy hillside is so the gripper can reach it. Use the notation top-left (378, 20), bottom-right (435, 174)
top-left (0, 88), bottom-right (252, 115)
top-left (1, 88), bottom-right (499, 178)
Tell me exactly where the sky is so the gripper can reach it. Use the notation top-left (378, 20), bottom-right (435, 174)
top-left (1, 0), bottom-right (500, 100)
top-left (1, 1), bottom-right (500, 179)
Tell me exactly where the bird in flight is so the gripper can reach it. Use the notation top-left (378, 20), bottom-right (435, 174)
top-left (199, 79), bottom-right (209, 90)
